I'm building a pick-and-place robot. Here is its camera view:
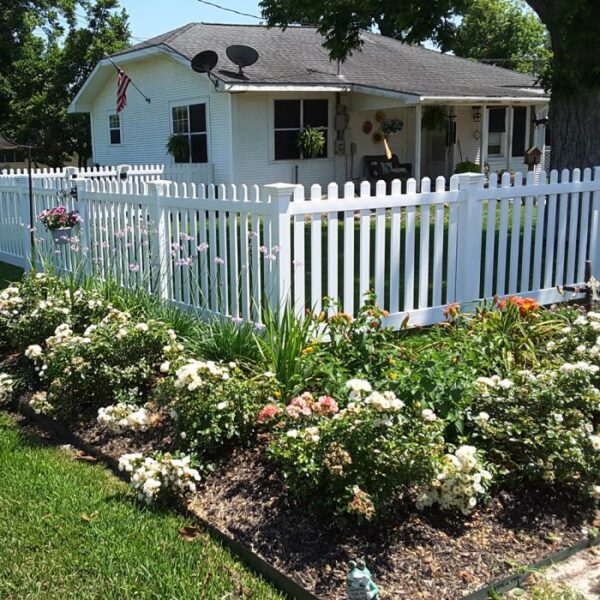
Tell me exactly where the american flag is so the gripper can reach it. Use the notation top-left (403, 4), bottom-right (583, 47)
top-left (116, 69), bottom-right (131, 113)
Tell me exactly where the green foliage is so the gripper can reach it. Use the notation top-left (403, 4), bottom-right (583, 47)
top-left (259, 0), bottom-right (468, 61)
top-left (296, 126), bottom-right (326, 158)
top-left (263, 385), bottom-right (446, 520)
top-left (156, 359), bottom-right (279, 458)
top-left (166, 134), bottom-right (190, 163)
top-left (2, 0), bottom-right (130, 167)
top-left (185, 317), bottom-right (259, 364)
top-left (0, 414), bottom-right (282, 599)
top-left (421, 106), bottom-right (448, 132)
top-left (448, 0), bottom-right (551, 76)
top-left (256, 302), bottom-right (316, 399)
top-left (465, 367), bottom-right (600, 497)
top-left (0, 271), bottom-right (106, 351)
top-left (28, 309), bottom-right (176, 418)
top-left (454, 160), bottom-right (481, 174)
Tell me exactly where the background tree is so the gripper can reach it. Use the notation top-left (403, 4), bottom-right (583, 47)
top-left (260, 0), bottom-right (600, 170)
top-left (1, 0), bottom-right (129, 167)
top-left (447, 0), bottom-right (551, 76)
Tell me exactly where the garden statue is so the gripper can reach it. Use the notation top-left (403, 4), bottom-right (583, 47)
top-left (347, 559), bottom-right (380, 599)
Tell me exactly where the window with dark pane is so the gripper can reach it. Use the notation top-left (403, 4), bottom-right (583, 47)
top-left (274, 98), bottom-right (328, 160)
top-left (303, 100), bottom-right (328, 128)
top-left (171, 103), bottom-right (208, 163)
top-left (511, 107), bottom-right (527, 157)
top-left (109, 114), bottom-right (121, 145)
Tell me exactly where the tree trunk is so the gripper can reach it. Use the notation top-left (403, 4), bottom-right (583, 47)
top-left (550, 90), bottom-right (600, 171)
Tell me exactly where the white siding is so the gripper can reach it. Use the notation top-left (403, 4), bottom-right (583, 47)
top-left (232, 91), bottom-right (345, 187)
top-left (90, 54), bottom-right (233, 183)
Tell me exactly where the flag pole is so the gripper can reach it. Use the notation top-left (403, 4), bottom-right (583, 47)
top-left (105, 54), bottom-right (151, 104)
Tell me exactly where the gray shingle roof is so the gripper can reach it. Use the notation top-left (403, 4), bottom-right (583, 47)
top-left (0, 132), bottom-right (19, 150)
top-left (113, 23), bottom-right (546, 99)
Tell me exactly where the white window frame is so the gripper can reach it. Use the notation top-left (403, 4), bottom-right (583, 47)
top-left (107, 112), bottom-right (123, 146)
top-left (270, 96), bottom-right (332, 163)
top-left (168, 97), bottom-right (210, 164)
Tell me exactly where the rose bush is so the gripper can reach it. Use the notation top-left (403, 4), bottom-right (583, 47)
top-left (262, 379), bottom-right (446, 521)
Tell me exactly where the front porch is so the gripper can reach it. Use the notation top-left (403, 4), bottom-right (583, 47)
top-left (346, 93), bottom-right (549, 188)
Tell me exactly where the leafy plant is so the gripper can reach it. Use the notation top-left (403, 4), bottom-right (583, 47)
top-left (166, 134), bottom-right (189, 163)
top-left (296, 126), bottom-right (325, 158)
top-left (421, 106), bottom-right (448, 132)
top-left (255, 302), bottom-right (316, 400)
top-left (454, 160), bottom-right (481, 174)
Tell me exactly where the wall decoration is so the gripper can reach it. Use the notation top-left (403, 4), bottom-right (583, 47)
top-left (362, 120), bottom-right (373, 134)
top-left (372, 131), bottom-right (383, 144)
top-left (374, 110), bottom-right (386, 123)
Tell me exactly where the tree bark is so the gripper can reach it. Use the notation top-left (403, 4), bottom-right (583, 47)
top-left (550, 90), bottom-right (600, 171)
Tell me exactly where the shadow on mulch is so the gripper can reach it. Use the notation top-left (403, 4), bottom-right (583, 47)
top-left (191, 446), bottom-right (596, 600)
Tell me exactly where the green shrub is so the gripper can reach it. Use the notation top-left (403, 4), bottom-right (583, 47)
top-left (465, 366), bottom-right (600, 498)
top-left (261, 380), bottom-right (446, 521)
top-left (155, 357), bottom-right (279, 458)
top-left (27, 308), bottom-right (178, 418)
top-left (0, 272), bottom-right (106, 352)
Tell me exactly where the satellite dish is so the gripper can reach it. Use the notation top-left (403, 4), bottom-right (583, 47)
top-left (226, 45), bottom-right (259, 76)
top-left (191, 50), bottom-right (218, 73)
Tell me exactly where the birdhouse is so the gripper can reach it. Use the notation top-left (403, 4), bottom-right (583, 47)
top-left (524, 146), bottom-right (542, 170)
top-left (347, 560), bottom-right (380, 600)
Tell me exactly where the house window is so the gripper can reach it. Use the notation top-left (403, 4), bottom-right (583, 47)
top-left (109, 114), bottom-right (121, 145)
top-left (487, 108), bottom-right (506, 156)
top-left (511, 107), bottom-right (527, 157)
top-left (274, 99), bottom-right (328, 160)
top-left (171, 103), bottom-right (208, 163)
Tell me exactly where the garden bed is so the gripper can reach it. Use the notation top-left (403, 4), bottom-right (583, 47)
top-left (11, 398), bottom-right (597, 600)
top-left (3, 270), bottom-right (600, 599)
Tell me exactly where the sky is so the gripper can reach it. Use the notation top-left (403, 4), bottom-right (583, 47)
top-left (117, 0), bottom-right (265, 42)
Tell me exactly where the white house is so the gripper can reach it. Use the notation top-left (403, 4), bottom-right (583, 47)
top-left (69, 23), bottom-right (549, 188)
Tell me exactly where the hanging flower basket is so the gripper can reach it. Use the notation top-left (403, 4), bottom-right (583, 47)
top-left (52, 227), bottom-right (74, 245)
top-left (38, 206), bottom-right (80, 245)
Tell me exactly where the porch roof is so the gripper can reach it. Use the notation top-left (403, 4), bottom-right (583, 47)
top-left (111, 23), bottom-right (546, 101)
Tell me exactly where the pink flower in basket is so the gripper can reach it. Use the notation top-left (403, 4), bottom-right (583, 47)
top-left (38, 206), bottom-right (81, 231)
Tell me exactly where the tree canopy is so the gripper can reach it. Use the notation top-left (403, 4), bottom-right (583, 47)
top-left (447, 0), bottom-right (551, 76)
top-left (1, 0), bottom-right (129, 167)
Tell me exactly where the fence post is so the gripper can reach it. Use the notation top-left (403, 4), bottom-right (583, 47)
top-left (15, 175), bottom-right (33, 271)
top-left (590, 167), bottom-right (600, 280)
top-left (264, 183), bottom-right (294, 313)
top-left (455, 172), bottom-right (485, 304)
top-left (146, 179), bottom-right (170, 300)
top-left (72, 176), bottom-right (91, 275)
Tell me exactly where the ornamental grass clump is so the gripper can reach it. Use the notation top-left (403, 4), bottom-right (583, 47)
top-left (155, 358), bottom-right (279, 458)
top-left (466, 366), bottom-right (600, 498)
top-left (261, 379), bottom-right (446, 521)
top-left (118, 452), bottom-right (201, 505)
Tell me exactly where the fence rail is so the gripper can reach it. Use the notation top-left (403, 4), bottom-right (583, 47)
top-left (0, 166), bottom-right (598, 327)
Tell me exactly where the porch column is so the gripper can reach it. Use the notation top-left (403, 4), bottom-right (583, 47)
top-left (480, 104), bottom-right (488, 174)
top-left (414, 103), bottom-right (422, 187)
top-left (506, 105), bottom-right (514, 171)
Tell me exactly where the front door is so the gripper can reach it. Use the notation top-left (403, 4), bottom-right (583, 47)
top-left (424, 128), bottom-right (448, 179)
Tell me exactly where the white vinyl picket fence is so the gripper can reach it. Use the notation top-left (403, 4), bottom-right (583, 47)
top-left (1, 166), bottom-right (599, 327)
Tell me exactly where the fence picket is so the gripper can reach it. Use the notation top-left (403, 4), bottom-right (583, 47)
top-left (310, 184), bottom-right (323, 314)
top-left (327, 183), bottom-right (339, 315)
top-left (555, 169), bottom-right (570, 285)
top-left (418, 178), bottom-right (431, 309)
top-left (389, 179), bottom-right (402, 313)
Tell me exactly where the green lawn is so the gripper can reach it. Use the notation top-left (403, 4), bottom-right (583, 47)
top-left (0, 413), bottom-right (281, 600)
top-left (0, 262), bottom-right (23, 288)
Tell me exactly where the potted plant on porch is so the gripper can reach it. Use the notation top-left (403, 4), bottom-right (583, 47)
top-left (38, 206), bottom-right (80, 245)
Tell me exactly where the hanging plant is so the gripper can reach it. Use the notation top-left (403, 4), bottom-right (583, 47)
top-left (297, 126), bottom-right (326, 159)
top-left (379, 118), bottom-right (404, 137)
top-left (166, 134), bottom-right (190, 162)
top-left (421, 106), bottom-right (448, 132)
